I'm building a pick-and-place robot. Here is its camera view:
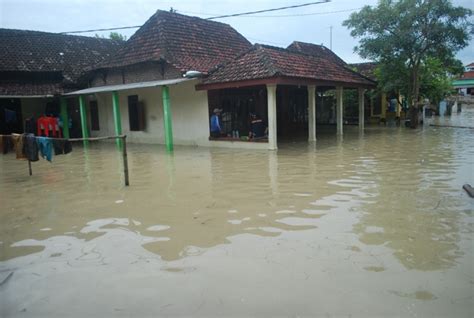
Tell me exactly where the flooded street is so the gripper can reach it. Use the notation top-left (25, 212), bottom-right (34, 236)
top-left (1, 109), bottom-right (473, 317)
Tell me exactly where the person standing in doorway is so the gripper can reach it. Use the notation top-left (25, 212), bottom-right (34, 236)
top-left (210, 108), bottom-right (223, 138)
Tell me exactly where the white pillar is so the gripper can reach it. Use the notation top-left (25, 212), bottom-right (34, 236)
top-left (267, 84), bottom-right (277, 150)
top-left (358, 87), bottom-right (365, 130)
top-left (308, 85), bottom-right (316, 141)
top-left (336, 86), bottom-right (343, 135)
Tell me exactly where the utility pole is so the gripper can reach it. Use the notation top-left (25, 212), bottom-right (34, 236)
top-left (330, 25), bottom-right (333, 50)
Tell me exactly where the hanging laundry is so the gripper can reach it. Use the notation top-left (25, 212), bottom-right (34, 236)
top-left (52, 139), bottom-right (72, 155)
top-left (11, 134), bottom-right (26, 160)
top-left (0, 135), bottom-right (13, 154)
top-left (23, 134), bottom-right (39, 162)
top-left (37, 116), bottom-right (58, 137)
top-left (37, 116), bottom-right (49, 136)
top-left (36, 137), bottom-right (53, 162)
top-left (46, 117), bottom-right (61, 137)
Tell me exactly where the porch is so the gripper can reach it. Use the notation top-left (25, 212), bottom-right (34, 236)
top-left (199, 80), bottom-right (369, 150)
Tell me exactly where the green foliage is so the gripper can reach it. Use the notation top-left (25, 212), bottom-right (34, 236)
top-left (343, 0), bottom-right (472, 126)
top-left (95, 32), bottom-right (127, 41)
top-left (108, 32), bottom-right (127, 42)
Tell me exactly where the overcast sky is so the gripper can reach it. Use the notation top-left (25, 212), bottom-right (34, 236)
top-left (1, 0), bottom-right (473, 64)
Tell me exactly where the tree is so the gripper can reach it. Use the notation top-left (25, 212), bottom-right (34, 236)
top-left (108, 32), bottom-right (127, 42)
top-left (343, 0), bottom-right (472, 127)
top-left (95, 32), bottom-right (127, 42)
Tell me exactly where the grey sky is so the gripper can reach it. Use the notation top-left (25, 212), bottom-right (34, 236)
top-left (1, 0), bottom-right (473, 64)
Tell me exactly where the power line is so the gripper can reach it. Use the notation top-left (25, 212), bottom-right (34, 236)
top-left (22, 2), bottom-right (344, 36)
top-left (179, 7), bottom-right (362, 18)
top-left (59, 25), bottom-right (141, 35)
top-left (206, 1), bottom-right (331, 20)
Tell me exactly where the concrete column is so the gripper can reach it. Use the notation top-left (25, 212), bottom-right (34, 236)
top-left (307, 85), bottom-right (316, 141)
top-left (112, 91), bottom-right (122, 147)
top-left (358, 88), bottom-right (365, 130)
top-left (59, 97), bottom-right (70, 139)
top-left (162, 85), bottom-right (174, 152)
top-left (336, 86), bottom-right (343, 135)
top-left (78, 95), bottom-right (89, 144)
top-left (267, 84), bottom-right (277, 150)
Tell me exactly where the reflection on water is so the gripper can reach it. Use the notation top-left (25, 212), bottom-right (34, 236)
top-left (1, 107), bottom-right (473, 315)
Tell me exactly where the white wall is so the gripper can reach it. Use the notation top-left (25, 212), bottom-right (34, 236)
top-left (92, 80), bottom-right (209, 146)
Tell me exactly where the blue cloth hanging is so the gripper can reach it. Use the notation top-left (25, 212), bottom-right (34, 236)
top-left (36, 137), bottom-right (53, 162)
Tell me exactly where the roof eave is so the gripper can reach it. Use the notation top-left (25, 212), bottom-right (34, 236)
top-left (196, 75), bottom-right (376, 91)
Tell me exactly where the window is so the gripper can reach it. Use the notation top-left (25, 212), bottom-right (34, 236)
top-left (89, 101), bottom-right (100, 131)
top-left (128, 95), bottom-right (145, 131)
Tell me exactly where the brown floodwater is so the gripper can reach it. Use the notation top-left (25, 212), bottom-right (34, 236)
top-left (1, 108), bottom-right (473, 317)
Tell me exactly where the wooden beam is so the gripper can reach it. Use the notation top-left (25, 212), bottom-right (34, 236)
top-left (196, 76), bottom-right (376, 91)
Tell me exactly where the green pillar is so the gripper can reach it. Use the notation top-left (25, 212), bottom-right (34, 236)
top-left (162, 85), bottom-right (173, 152)
top-left (59, 97), bottom-right (70, 139)
top-left (79, 95), bottom-right (89, 145)
top-left (112, 91), bottom-right (122, 147)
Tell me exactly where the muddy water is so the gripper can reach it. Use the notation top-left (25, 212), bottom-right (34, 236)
top-left (1, 109), bottom-right (473, 317)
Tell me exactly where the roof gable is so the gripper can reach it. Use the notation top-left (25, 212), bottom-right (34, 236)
top-left (101, 10), bottom-right (252, 73)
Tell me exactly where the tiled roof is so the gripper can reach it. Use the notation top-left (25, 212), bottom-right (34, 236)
top-left (0, 29), bottom-right (121, 83)
top-left (350, 62), bottom-right (378, 81)
top-left (0, 81), bottom-right (65, 96)
top-left (99, 10), bottom-right (252, 73)
top-left (287, 41), bottom-right (347, 66)
top-left (202, 44), bottom-right (375, 86)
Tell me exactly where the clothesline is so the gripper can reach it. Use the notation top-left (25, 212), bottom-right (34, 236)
top-left (0, 134), bottom-right (129, 186)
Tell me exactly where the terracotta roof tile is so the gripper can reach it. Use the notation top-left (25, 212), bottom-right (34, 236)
top-left (0, 29), bottom-right (120, 95)
top-left (100, 10), bottom-right (252, 73)
top-left (287, 41), bottom-right (346, 66)
top-left (203, 44), bottom-right (375, 86)
top-left (0, 81), bottom-right (65, 96)
top-left (0, 29), bottom-right (121, 82)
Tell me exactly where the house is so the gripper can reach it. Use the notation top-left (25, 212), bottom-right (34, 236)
top-left (66, 10), bottom-right (253, 149)
top-left (351, 62), bottom-right (405, 124)
top-left (0, 29), bottom-right (120, 137)
top-left (453, 62), bottom-right (474, 96)
top-left (1, 10), bottom-right (375, 150)
top-left (197, 44), bottom-right (374, 148)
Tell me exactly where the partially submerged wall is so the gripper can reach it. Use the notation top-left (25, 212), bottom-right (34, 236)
top-left (90, 80), bottom-right (210, 146)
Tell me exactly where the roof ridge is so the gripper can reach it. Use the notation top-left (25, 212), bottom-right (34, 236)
top-left (151, 14), bottom-right (173, 65)
top-left (255, 44), bottom-right (281, 76)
